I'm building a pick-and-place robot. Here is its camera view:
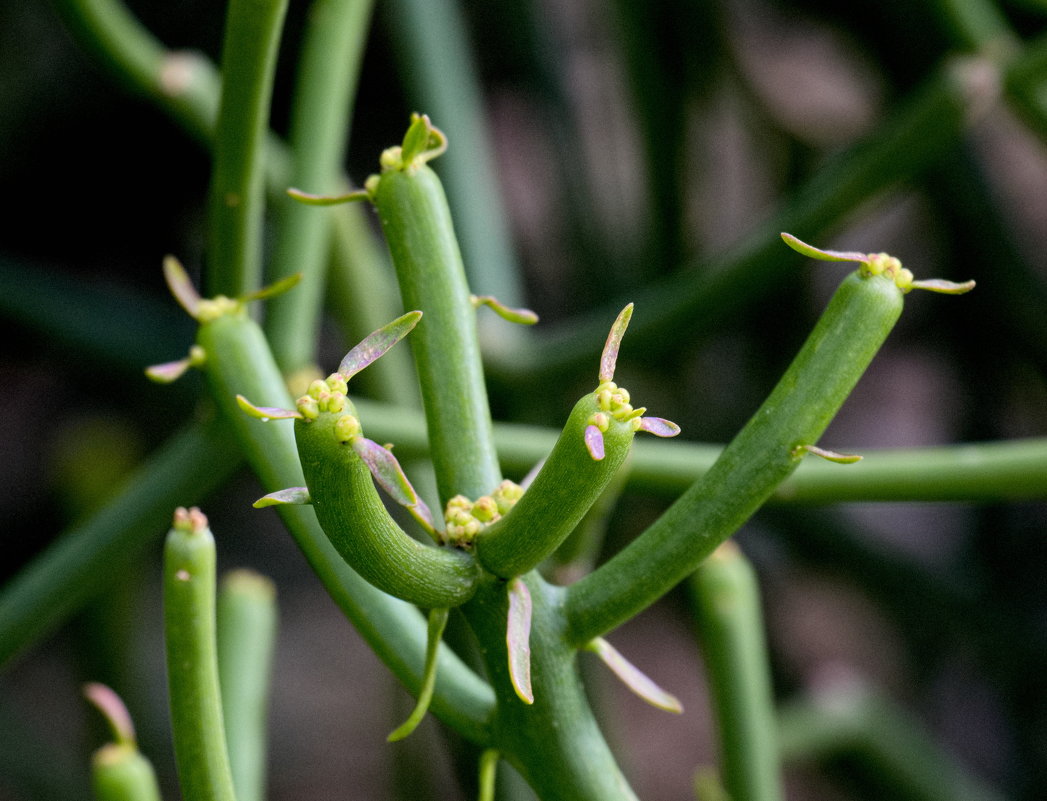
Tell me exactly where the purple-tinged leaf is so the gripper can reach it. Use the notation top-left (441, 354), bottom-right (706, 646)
top-left (338, 310), bottom-right (423, 382)
top-left (145, 357), bottom-right (193, 384)
top-left (286, 187), bottom-right (369, 205)
top-left (83, 682), bottom-right (137, 746)
top-left (637, 417), bottom-right (681, 438)
top-left (796, 444), bottom-right (862, 464)
top-left (506, 578), bottom-right (534, 705)
top-left (780, 233), bottom-right (867, 263)
top-left (163, 255), bottom-right (202, 318)
top-left (253, 487), bottom-right (311, 508)
top-left (353, 438), bottom-right (436, 536)
top-left (471, 295), bottom-right (540, 325)
top-left (585, 637), bottom-right (682, 714)
top-left (235, 395), bottom-right (303, 420)
top-left (909, 278), bottom-right (976, 295)
top-left (240, 273), bottom-right (302, 304)
top-left (584, 425), bottom-right (605, 461)
top-left (599, 304), bottom-right (634, 383)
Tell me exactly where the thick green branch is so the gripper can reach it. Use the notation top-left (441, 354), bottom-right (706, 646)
top-left (565, 270), bottom-right (905, 643)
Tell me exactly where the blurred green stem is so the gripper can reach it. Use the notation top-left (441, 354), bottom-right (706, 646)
top-left (0, 420), bottom-right (239, 671)
top-left (384, 0), bottom-right (524, 309)
top-left (690, 543), bottom-right (783, 801)
top-left (777, 677), bottom-right (1005, 801)
top-left (206, 0), bottom-right (289, 299)
top-left (217, 570), bottom-right (278, 801)
top-left (266, 0), bottom-right (374, 372)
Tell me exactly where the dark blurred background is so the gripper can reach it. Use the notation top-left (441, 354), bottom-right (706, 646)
top-left (2, 0), bottom-right (1047, 799)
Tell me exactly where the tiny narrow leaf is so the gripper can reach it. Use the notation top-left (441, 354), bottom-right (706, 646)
top-left (338, 310), bottom-right (423, 381)
top-left (909, 278), bottom-right (976, 295)
top-left (584, 425), bottom-right (605, 461)
top-left (599, 304), bottom-right (634, 383)
top-left (506, 578), bottom-right (534, 705)
top-left (586, 638), bottom-right (683, 713)
top-left (353, 438), bottom-right (436, 535)
top-left (780, 233), bottom-right (866, 263)
top-left (235, 395), bottom-right (302, 420)
top-left (400, 114), bottom-right (433, 166)
top-left (145, 357), bottom-right (193, 384)
top-left (638, 417), bottom-right (681, 438)
top-left (286, 187), bottom-right (369, 205)
top-left (240, 273), bottom-right (302, 304)
top-left (471, 295), bottom-right (539, 325)
top-left (796, 444), bottom-right (862, 464)
top-left (163, 255), bottom-right (202, 318)
top-left (388, 607), bottom-right (450, 741)
top-left (253, 487), bottom-right (311, 508)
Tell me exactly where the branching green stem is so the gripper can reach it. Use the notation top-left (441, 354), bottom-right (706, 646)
top-left (195, 309), bottom-right (494, 740)
top-left (207, 0), bottom-right (289, 299)
top-left (566, 270), bottom-right (905, 643)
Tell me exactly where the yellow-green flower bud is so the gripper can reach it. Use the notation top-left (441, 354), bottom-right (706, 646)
top-left (333, 414), bottom-right (361, 443)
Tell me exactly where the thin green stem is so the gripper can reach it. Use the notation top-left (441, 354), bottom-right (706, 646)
top-left (163, 509), bottom-right (237, 801)
top-left (384, 0), bottom-right (524, 308)
top-left (216, 570), bottom-right (278, 801)
top-left (690, 543), bottom-right (783, 801)
top-left (0, 420), bottom-right (239, 672)
top-left (51, 0), bottom-right (219, 144)
top-left (566, 270), bottom-right (906, 643)
top-left (206, 0), bottom-right (289, 299)
top-left (349, 398), bottom-right (1047, 502)
top-left (266, 0), bottom-right (375, 372)
top-left (372, 135), bottom-right (501, 502)
top-left (777, 678), bottom-right (1005, 801)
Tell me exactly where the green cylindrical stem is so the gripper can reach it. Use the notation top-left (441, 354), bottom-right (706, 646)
top-left (462, 575), bottom-right (640, 801)
top-left (207, 0), bottom-right (289, 299)
top-left (475, 394), bottom-right (633, 578)
top-left (266, 0), bottom-right (374, 371)
top-left (91, 744), bottom-right (162, 801)
top-left (196, 310), bottom-right (494, 739)
top-left (295, 413), bottom-right (480, 607)
top-left (217, 570), bottom-right (278, 801)
top-left (567, 270), bottom-right (905, 643)
top-left (691, 543), bottom-right (783, 801)
top-left (163, 513), bottom-right (237, 801)
top-left (374, 163), bottom-right (501, 503)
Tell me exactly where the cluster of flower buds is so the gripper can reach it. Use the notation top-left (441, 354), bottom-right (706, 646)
top-left (442, 480), bottom-right (524, 546)
top-left (295, 374), bottom-right (352, 425)
top-left (587, 381), bottom-right (647, 436)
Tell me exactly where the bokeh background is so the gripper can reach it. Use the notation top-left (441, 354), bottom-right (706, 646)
top-left (2, 0), bottom-right (1047, 799)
